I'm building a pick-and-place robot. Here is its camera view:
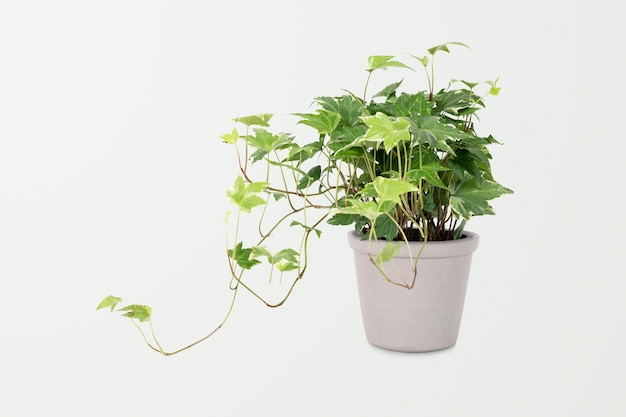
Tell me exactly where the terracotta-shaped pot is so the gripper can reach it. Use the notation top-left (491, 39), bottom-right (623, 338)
top-left (348, 230), bottom-right (479, 352)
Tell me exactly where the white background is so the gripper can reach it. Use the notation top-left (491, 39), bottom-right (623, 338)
top-left (1, 0), bottom-right (624, 415)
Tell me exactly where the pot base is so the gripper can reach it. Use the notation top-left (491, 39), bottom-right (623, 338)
top-left (368, 340), bottom-right (457, 353)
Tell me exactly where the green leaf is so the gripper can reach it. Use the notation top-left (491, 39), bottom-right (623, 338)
top-left (250, 247), bottom-right (300, 268)
top-left (422, 192), bottom-right (438, 214)
top-left (294, 110), bottom-right (341, 135)
top-left (454, 79), bottom-right (479, 89)
top-left (251, 245), bottom-right (273, 259)
top-left (285, 141), bottom-right (322, 162)
top-left (327, 125), bottom-right (368, 153)
top-left (447, 149), bottom-right (483, 178)
top-left (290, 220), bottom-right (322, 238)
top-left (427, 42), bottom-right (469, 56)
top-left (272, 192), bottom-right (287, 201)
top-left (434, 89), bottom-right (482, 116)
top-left (407, 163), bottom-right (450, 189)
top-left (233, 114), bottom-right (273, 127)
top-left (375, 241), bottom-right (403, 264)
top-left (117, 305), bottom-right (152, 322)
top-left (337, 95), bottom-right (365, 126)
top-left (97, 295), bottom-right (122, 312)
top-left (220, 128), bottom-right (239, 144)
top-left (276, 262), bottom-right (299, 272)
top-left (314, 95), bottom-right (365, 127)
top-left (362, 176), bottom-right (417, 205)
top-left (327, 213), bottom-right (363, 226)
top-left (408, 54), bottom-right (429, 68)
top-left (228, 242), bottom-right (261, 270)
top-left (378, 200), bottom-right (397, 214)
top-left (227, 176), bottom-right (268, 213)
top-left (297, 165), bottom-right (322, 190)
top-left (392, 92), bottom-right (430, 117)
top-left (416, 150), bottom-right (444, 166)
top-left (371, 214), bottom-right (399, 242)
top-left (336, 200), bottom-right (382, 222)
top-left (457, 137), bottom-right (492, 164)
top-left (367, 55), bottom-right (413, 72)
top-left (315, 96), bottom-right (341, 113)
top-left (361, 112), bottom-right (411, 153)
top-left (270, 248), bottom-right (299, 265)
top-left (449, 174), bottom-right (513, 219)
top-left (409, 116), bottom-right (467, 154)
top-left (247, 129), bottom-right (293, 153)
top-left (485, 78), bottom-right (501, 96)
top-left (372, 80), bottom-right (403, 99)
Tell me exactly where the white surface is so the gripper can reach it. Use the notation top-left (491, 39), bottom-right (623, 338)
top-left (1, 1), bottom-right (624, 416)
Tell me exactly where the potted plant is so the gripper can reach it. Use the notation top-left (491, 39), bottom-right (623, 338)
top-left (98, 42), bottom-right (512, 354)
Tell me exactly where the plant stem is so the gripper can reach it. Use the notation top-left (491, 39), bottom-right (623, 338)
top-left (363, 71), bottom-right (373, 103)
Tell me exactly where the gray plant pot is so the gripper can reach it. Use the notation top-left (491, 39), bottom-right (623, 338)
top-left (347, 230), bottom-right (480, 352)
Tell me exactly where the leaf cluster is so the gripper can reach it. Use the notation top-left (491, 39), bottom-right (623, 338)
top-left (226, 42), bottom-right (512, 248)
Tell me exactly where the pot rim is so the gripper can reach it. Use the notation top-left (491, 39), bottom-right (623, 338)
top-left (347, 230), bottom-right (479, 259)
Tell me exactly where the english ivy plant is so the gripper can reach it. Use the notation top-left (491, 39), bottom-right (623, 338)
top-left (99, 42), bottom-right (512, 355)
